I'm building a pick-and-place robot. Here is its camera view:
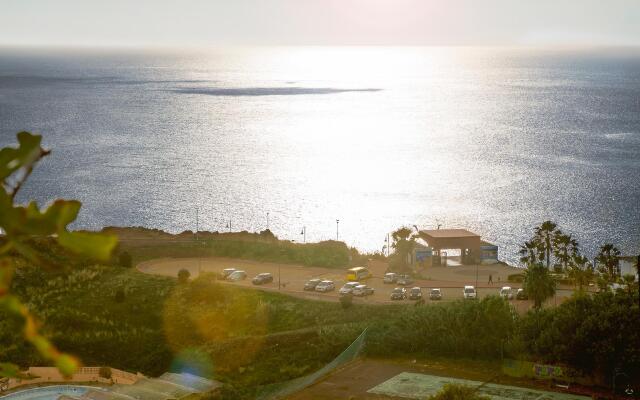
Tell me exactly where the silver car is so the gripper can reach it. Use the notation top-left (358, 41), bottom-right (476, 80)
top-left (339, 282), bottom-right (360, 295)
top-left (315, 280), bottom-right (335, 292)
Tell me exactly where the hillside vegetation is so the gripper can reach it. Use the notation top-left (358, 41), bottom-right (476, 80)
top-left (1, 259), bottom-right (638, 398)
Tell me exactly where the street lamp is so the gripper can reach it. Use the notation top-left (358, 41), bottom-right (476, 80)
top-left (336, 219), bottom-right (339, 241)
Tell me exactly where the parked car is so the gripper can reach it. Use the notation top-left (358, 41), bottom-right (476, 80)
top-left (339, 282), bottom-right (360, 295)
top-left (383, 272), bottom-right (398, 284)
top-left (352, 284), bottom-right (375, 297)
top-left (500, 286), bottom-right (513, 300)
top-left (516, 288), bottom-right (528, 300)
top-left (408, 287), bottom-right (422, 300)
top-left (315, 280), bottom-right (335, 292)
top-left (304, 278), bottom-right (322, 291)
top-left (222, 268), bottom-right (237, 277)
top-left (252, 272), bottom-right (274, 285)
top-left (463, 285), bottom-right (477, 299)
top-left (390, 287), bottom-right (407, 300)
top-left (396, 274), bottom-right (414, 286)
top-left (227, 270), bottom-right (247, 281)
top-left (429, 288), bottom-right (442, 300)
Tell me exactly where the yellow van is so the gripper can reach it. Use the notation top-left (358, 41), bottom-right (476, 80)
top-left (346, 267), bottom-right (371, 281)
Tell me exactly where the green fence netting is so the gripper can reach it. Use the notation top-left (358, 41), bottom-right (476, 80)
top-left (255, 327), bottom-right (368, 400)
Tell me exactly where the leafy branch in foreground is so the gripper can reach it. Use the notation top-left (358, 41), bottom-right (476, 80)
top-left (0, 131), bottom-right (117, 378)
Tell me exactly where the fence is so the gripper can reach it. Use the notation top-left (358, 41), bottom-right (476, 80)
top-left (256, 328), bottom-right (368, 400)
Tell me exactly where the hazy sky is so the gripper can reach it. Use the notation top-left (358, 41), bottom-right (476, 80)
top-left (1, 0), bottom-right (639, 47)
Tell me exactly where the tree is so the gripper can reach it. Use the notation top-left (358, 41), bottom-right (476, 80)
top-left (596, 244), bottom-right (621, 280)
top-left (553, 233), bottom-right (579, 271)
top-left (523, 263), bottom-right (556, 309)
top-left (568, 255), bottom-right (593, 291)
top-left (118, 251), bottom-right (132, 268)
top-left (389, 227), bottom-right (416, 271)
top-left (533, 221), bottom-right (562, 269)
top-left (178, 268), bottom-right (191, 283)
top-left (519, 240), bottom-right (541, 266)
top-left (0, 132), bottom-right (117, 378)
top-left (427, 384), bottom-right (489, 400)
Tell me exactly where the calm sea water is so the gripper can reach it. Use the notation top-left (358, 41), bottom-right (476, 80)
top-left (1, 47), bottom-right (639, 265)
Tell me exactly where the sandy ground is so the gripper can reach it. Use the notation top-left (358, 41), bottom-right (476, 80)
top-left (137, 257), bottom-right (576, 311)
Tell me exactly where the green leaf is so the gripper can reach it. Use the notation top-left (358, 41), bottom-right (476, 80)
top-left (0, 131), bottom-right (44, 181)
top-left (57, 231), bottom-right (118, 261)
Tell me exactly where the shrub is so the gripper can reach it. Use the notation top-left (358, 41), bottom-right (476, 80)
top-left (118, 251), bottom-right (132, 268)
top-left (427, 384), bottom-right (489, 400)
top-left (340, 294), bottom-right (353, 309)
top-left (178, 269), bottom-right (191, 283)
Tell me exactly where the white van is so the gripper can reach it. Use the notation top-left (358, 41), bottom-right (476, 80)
top-left (500, 286), bottom-right (513, 300)
top-left (463, 285), bottom-right (477, 299)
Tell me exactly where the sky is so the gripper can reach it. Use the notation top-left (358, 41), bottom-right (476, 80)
top-left (1, 0), bottom-right (639, 47)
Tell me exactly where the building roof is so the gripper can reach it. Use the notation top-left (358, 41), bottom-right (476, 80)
top-left (420, 229), bottom-right (480, 239)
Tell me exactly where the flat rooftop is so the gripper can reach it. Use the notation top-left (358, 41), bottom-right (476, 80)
top-left (420, 229), bottom-right (480, 238)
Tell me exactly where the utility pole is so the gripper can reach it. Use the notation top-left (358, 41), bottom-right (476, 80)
top-left (301, 226), bottom-right (306, 243)
top-left (336, 219), bottom-right (339, 241)
top-left (267, 212), bottom-right (269, 230)
top-left (195, 207), bottom-right (199, 241)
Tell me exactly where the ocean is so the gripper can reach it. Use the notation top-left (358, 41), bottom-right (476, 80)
top-left (0, 46), bottom-right (639, 265)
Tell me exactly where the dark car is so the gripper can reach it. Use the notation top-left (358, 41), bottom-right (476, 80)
top-left (408, 287), bottom-right (422, 300)
top-left (396, 274), bottom-right (414, 286)
top-left (304, 278), bottom-right (322, 291)
top-left (516, 288), bottom-right (528, 300)
top-left (390, 287), bottom-right (407, 300)
top-left (252, 272), bottom-right (274, 285)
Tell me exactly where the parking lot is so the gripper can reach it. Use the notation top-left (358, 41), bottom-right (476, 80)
top-left (138, 257), bottom-right (576, 311)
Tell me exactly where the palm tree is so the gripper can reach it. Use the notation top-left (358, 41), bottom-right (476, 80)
top-left (553, 233), bottom-right (579, 271)
top-left (533, 221), bottom-right (562, 270)
top-left (519, 240), bottom-right (541, 266)
top-left (523, 263), bottom-right (556, 309)
top-left (390, 227), bottom-right (416, 270)
top-left (595, 243), bottom-right (621, 279)
top-left (568, 254), bottom-right (593, 291)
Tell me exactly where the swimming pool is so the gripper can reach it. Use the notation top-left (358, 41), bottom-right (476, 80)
top-left (0, 385), bottom-right (101, 400)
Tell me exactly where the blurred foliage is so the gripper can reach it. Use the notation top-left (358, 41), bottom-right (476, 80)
top-left (0, 132), bottom-right (117, 377)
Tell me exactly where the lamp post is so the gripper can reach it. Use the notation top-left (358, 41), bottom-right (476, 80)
top-left (336, 219), bottom-right (339, 241)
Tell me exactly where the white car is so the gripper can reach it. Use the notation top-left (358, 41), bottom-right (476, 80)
top-left (222, 268), bottom-right (237, 277)
top-left (352, 284), bottom-right (375, 297)
top-left (227, 270), bottom-right (247, 281)
top-left (315, 280), bottom-right (335, 292)
top-left (339, 282), bottom-right (360, 295)
top-left (463, 285), bottom-right (477, 299)
top-left (500, 286), bottom-right (513, 300)
top-left (383, 272), bottom-right (397, 284)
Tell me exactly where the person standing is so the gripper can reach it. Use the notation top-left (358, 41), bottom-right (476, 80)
top-left (488, 274), bottom-right (493, 285)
